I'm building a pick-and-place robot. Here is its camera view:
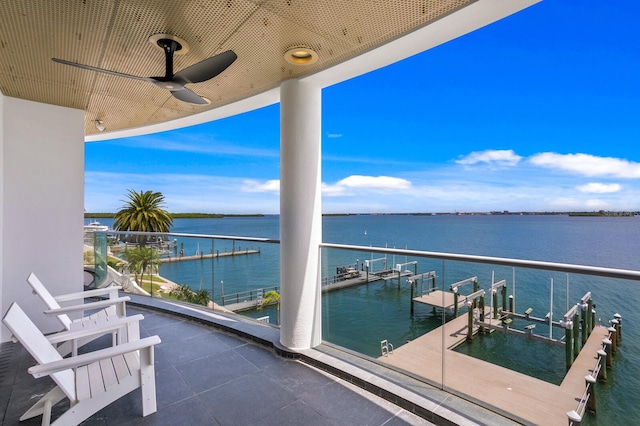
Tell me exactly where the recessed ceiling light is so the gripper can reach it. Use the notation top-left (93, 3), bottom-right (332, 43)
top-left (148, 33), bottom-right (190, 55)
top-left (284, 47), bottom-right (318, 65)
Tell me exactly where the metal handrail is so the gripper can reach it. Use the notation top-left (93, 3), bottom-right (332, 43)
top-left (97, 229), bottom-right (280, 244)
top-left (320, 242), bottom-right (640, 281)
top-left (100, 231), bottom-right (640, 281)
top-left (570, 327), bottom-right (612, 425)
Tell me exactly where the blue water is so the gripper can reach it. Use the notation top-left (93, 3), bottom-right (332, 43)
top-left (93, 214), bottom-right (640, 424)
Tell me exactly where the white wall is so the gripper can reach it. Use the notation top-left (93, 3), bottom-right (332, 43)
top-left (0, 92), bottom-right (4, 328)
top-left (1, 96), bottom-right (85, 342)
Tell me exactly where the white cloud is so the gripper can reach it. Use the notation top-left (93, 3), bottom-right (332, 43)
top-left (529, 152), bottom-right (640, 178)
top-left (327, 133), bottom-right (343, 138)
top-left (456, 149), bottom-right (522, 167)
top-left (322, 175), bottom-right (412, 198)
top-left (84, 171), bottom-right (281, 213)
top-left (322, 183), bottom-right (349, 196)
top-left (575, 182), bottom-right (622, 193)
top-left (241, 179), bottom-right (280, 193)
top-left (336, 175), bottom-right (412, 190)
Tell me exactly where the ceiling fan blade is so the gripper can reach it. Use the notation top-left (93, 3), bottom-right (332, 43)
top-left (170, 88), bottom-right (209, 105)
top-left (174, 50), bottom-right (237, 84)
top-left (52, 58), bottom-right (152, 82)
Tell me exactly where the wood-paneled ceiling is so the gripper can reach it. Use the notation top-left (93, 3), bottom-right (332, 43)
top-left (0, 0), bottom-right (534, 136)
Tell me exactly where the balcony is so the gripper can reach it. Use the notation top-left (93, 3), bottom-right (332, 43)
top-left (67, 229), bottom-right (640, 424)
top-left (1, 295), bottom-right (514, 425)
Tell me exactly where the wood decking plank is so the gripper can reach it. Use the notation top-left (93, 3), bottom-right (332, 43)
top-left (380, 314), bottom-right (606, 424)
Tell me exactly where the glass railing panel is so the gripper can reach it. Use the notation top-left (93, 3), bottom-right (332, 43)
top-left (93, 231), bottom-right (108, 287)
top-left (320, 243), bottom-right (639, 425)
top-left (445, 264), bottom-right (638, 426)
top-left (97, 230), bottom-right (281, 323)
top-left (83, 227), bottom-right (108, 288)
top-left (91, 230), bottom-right (638, 424)
top-left (320, 246), bottom-right (446, 389)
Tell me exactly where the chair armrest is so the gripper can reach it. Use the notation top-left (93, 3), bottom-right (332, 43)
top-left (45, 314), bottom-right (144, 345)
top-left (54, 286), bottom-right (123, 302)
top-left (29, 335), bottom-right (161, 378)
top-left (44, 296), bottom-right (130, 316)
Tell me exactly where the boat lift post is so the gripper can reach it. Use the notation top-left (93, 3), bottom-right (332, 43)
top-left (560, 303), bottom-right (579, 369)
top-left (449, 276), bottom-right (478, 317)
top-left (580, 292), bottom-right (592, 346)
top-left (464, 289), bottom-right (485, 342)
top-left (364, 257), bottom-right (386, 283)
top-left (491, 279), bottom-right (507, 319)
top-left (395, 261), bottom-right (417, 289)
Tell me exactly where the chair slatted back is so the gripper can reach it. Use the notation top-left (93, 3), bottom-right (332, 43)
top-left (2, 303), bottom-right (76, 400)
top-left (27, 272), bottom-right (72, 330)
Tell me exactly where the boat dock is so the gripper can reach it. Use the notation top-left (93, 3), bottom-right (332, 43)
top-left (159, 248), bottom-right (259, 263)
top-left (379, 313), bottom-right (610, 424)
top-left (322, 269), bottom-right (413, 292)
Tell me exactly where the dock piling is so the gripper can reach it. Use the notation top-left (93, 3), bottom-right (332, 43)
top-left (564, 320), bottom-right (574, 369)
top-left (567, 410), bottom-right (582, 425)
top-left (607, 326), bottom-right (617, 354)
top-left (597, 349), bottom-right (607, 381)
top-left (587, 299), bottom-right (596, 334)
top-left (611, 318), bottom-right (620, 346)
top-left (410, 281), bottom-right (415, 315)
top-left (479, 295), bottom-right (486, 334)
top-left (492, 289), bottom-right (498, 319)
top-left (466, 299), bottom-right (474, 342)
top-left (585, 375), bottom-right (597, 413)
top-left (613, 313), bottom-right (622, 341)
top-left (453, 288), bottom-right (459, 317)
top-left (579, 293), bottom-right (591, 346)
top-left (573, 310), bottom-right (581, 356)
top-left (602, 338), bottom-right (612, 368)
top-left (501, 285), bottom-right (507, 312)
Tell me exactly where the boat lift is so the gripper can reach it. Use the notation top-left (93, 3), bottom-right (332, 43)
top-left (394, 261), bottom-right (418, 288)
top-left (407, 271), bottom-right (436, 314)
top-left (364, 257), bottom-right (386, 282)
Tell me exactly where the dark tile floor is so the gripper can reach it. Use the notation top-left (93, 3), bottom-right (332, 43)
top-left (0, 306), bottom-right (432, 425)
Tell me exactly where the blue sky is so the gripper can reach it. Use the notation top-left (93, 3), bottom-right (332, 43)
top-left (85, 1), bottom-right (640, 214)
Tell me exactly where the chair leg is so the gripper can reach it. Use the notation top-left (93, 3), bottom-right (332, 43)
top-left (42, 399), bottom-right (52, 426)
top-left (126, 321), bottom-right (140, 342)
top-left (19, 386), bottom-right (66, 423)
top-left (140, 346), bottom-right (157, 416)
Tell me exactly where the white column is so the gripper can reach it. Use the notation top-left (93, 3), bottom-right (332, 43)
top-left (0, 96), bottom-right (85, 342)
top-left (279, 79), bottom-right (322, 350)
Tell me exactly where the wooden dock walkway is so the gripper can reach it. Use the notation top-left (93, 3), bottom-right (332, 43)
top-left (412, 290), bottom-right (465, 311)
top-left (322, 270), bottom-right (412, 292)
top-left (159, 249), bottom-right (259, 263)
top-left (380, 313), bottom-right (608, 424)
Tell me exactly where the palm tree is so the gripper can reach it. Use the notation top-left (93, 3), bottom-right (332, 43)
top-left (122, 247), bottom-right (160, 294)
top-left (169, 285), bottom-right (211, 306)
top-left (259, 290), bottom-right (281, 325)
top-left (114, 189), bottom-right (173, 246)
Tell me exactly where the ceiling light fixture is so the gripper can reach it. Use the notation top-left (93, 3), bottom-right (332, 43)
top-left (95, 120), bottom-right (106, 132)
top-left (284, 47), bottom-right (318, 65)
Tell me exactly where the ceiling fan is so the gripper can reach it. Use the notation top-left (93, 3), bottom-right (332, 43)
top-left (53, 38), bottom-right (237, 105)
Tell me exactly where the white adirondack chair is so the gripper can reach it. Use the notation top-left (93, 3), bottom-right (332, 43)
top-left (27, 272), bottom-right (140, 356)
top-left (2, 302), bottom-right (160, 426)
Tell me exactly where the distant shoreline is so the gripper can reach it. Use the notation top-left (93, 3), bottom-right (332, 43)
top-left (85, 213), bottom-right (264, 219)
top-left (85, 210), bottom-right (639, 218)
